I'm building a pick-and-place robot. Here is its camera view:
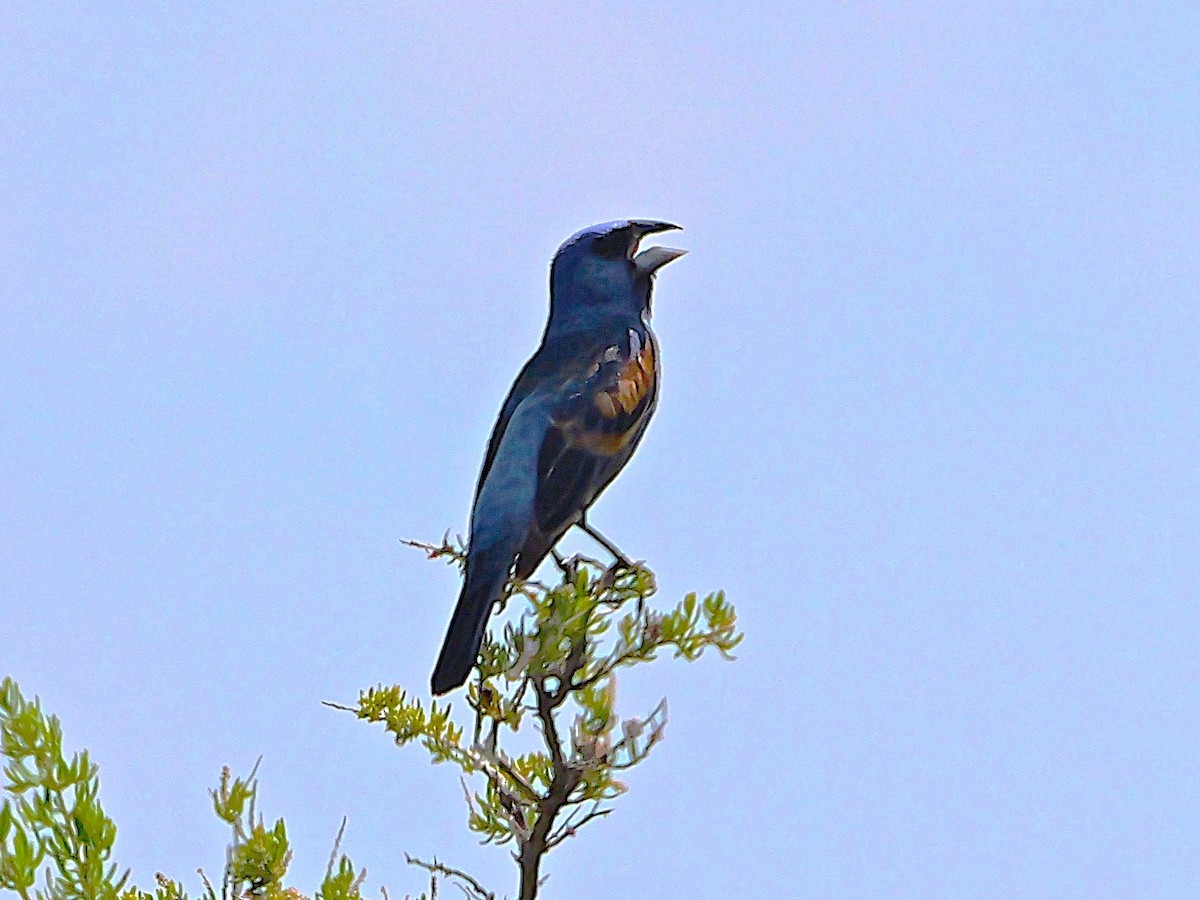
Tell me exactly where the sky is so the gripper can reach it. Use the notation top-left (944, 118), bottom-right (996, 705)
top-left (2, 3), bottom-right (1198, 897)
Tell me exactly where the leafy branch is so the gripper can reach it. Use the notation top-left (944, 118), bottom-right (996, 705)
top-left (337, 538), bottom-right (742, 899)
top-left (0, 678), bottom-right (386, 900)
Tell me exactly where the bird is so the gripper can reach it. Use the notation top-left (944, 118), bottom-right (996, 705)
top-left (430, 220), bottom-right (687, 695)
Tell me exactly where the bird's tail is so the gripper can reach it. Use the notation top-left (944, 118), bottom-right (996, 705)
top-left (431, 548), bottom-right (510, 695)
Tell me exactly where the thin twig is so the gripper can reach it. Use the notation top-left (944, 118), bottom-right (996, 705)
top-left (197, 867), bottom-right (216, 900)
top-left (547, 805), bottom-right (612, 849)
top-left (473, 744), bottom-right (541, 803)
top-left (401, 534), bottom-right (467, 568)
top-left (405, 854), bottom-right (495, 900)
top-left (325, 816), bottom-right (348, 881)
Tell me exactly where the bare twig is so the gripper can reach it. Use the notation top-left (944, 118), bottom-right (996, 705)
top-left (197, 867), bottom-right (216, 900)
top-left (405, 854), bottom-right (495, 900)
top-left (547, 803), bottom-right (611, 849)
top-left (325, 816), bottom-right (348, 881)
top-left (401, 533), bottom-right (467, 568)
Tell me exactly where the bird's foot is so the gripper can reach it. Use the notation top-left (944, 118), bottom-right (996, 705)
top-left (598, 556), bottom-right (642, 591)
top-left (577, 519), bottom-right (636, 571)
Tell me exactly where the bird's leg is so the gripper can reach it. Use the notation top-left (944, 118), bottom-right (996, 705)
top-left (577, 516), bottom-right (635, 570)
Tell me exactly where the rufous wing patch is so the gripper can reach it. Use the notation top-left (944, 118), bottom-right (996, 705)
top-left (592, 332), bottom-right (656, 420)
top-left (594, 391), bottom-right (618, 419)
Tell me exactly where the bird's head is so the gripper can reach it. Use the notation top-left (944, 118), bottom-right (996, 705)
top-left (548, 220), bottom-right (686, 327)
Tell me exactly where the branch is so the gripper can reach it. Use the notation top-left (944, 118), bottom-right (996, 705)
top-left (546, 803), bottom-right (611, 849)
top-left (344, 546), bottom-right (741, 899)
top-left (515, 676), bottom-right (583, 900)
top-left (405, 854), bottom-right (495, 900)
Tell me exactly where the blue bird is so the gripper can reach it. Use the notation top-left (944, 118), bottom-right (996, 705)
top-left (431, 220), bottom-right (687, 695)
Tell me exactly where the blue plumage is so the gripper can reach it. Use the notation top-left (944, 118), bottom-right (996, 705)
top-left (431, 220), bottom-right (686, 695)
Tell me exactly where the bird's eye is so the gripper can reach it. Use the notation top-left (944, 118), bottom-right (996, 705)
top-left (593, 232), bottom-right (627, 259)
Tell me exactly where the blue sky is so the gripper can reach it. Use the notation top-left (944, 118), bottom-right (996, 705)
top-left (3, 4), bottom-right (1198, 897)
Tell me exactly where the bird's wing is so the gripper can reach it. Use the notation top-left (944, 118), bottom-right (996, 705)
top-left (472, 325), bottom-right (647, 507)
top-left (532, 327), bottom-right (659, 542)
top-left (473, 352), bottom-right (546, 505)
top-left (433, 383), bottom-right (559, 694)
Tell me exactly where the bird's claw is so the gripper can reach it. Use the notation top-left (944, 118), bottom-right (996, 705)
top-left (599, 556), bottom-right (641, 590)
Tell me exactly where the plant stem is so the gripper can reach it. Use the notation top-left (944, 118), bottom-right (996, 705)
top-left (518, 677), bottom-right (581, 900)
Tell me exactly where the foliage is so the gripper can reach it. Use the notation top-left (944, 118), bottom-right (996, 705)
top-left (0, 678), bottom-right (373, 900)
top-left (2, 542), bottom-right (741, 900)
top-left (0, 676), bottom-right (126, 900)
top-left (337, 539), bottom-right (742, 899)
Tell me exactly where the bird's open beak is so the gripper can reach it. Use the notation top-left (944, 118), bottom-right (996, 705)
top-left (634, 244), bottom-right (688, 273)
top-left (631, 221), bottom-right (687, 274)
